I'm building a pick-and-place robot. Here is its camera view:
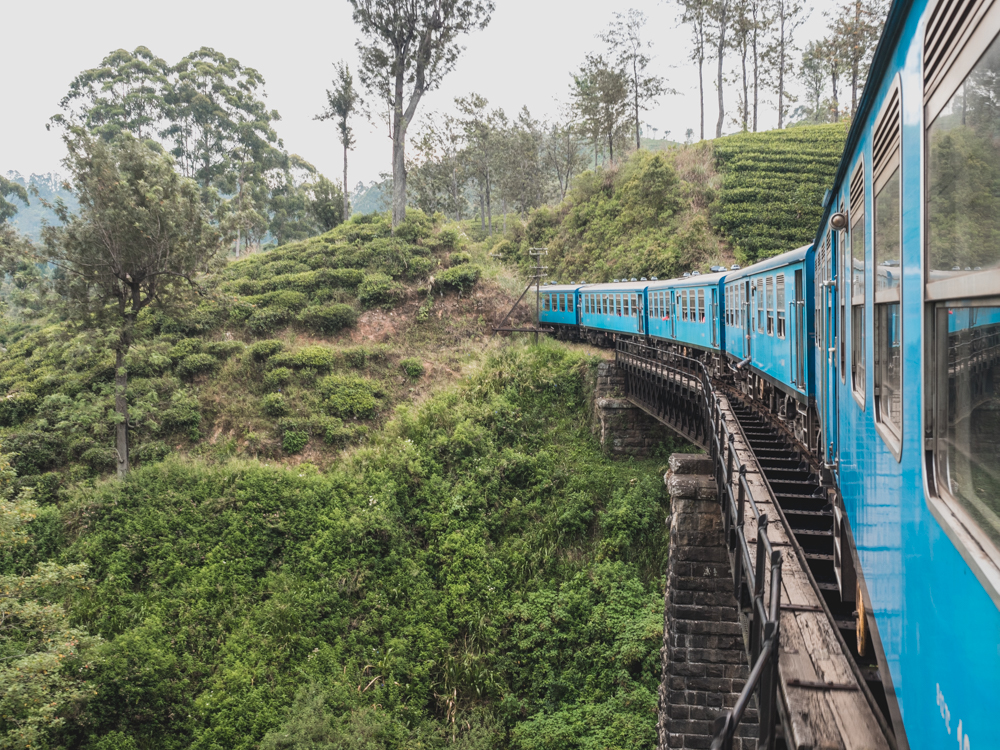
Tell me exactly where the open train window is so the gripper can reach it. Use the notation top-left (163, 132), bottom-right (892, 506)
top-left (697, 289), bottom-right (705, 323)
top-left (873, 81), bottom-right (902, 453)
top-left (924, 0), bottom-right (1000, 599)
top-left (756, 279), bottom-right (764, 331)
top-left (850, 160), bottom-right (867, 408)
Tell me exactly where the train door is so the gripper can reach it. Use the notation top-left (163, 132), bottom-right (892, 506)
top-left (821, 234), bottom-right (839, 468)
top-left (670, 291), bottom-right (676, 338)
top-left (711, 288), bottom-right (718, 347)
top-left (637, 294), bottom-right (644, 334)
top-left (743, 281), bottom-right (752, 361)
top-left (794, 270), bottom-right (805, 387)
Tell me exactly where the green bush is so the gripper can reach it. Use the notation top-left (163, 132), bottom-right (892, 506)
top-left (248, 340), bottom-right (284, 361)
top-left (177, 353), bottom-right (218, 379)
top-left (228, 300), bottom-right (255, 322)
top-left (400, 357), bottom-right (424, 379)
top-left (263, 367), bottom-right (293, 390)
top-left (205, 341), bottom-right (244, 360)
top-left (282, 430), bottom-right (309, 454)
top-left (0, 391), bottom-right (38, 427)
top-left (296, 304), bottom-right (358, 335)
top-left (133, 440), bottom-right (171, 464)
top-left (245, 290), bottom-right (309, 311)
top-left (357, 272), bottom-right (403, 309)
top-left (435, 264), bottom-right (481, 292)
top-left (390, 208), bottom-right (433, 243)
top-left (435, 226), bottom-right (462, 250)
top-left (343, 345), bottom-right (387, 369)
top-left (317, 374), bottom-right (384, 419)
top-left (449, 251), bottom-right (472, 266)
top-left (322, 268), bottom-right (366, 289)
top-left (286, 345), bottom-right (336, 371)
top-left (168, 338), bottom-right (203, 362)
top-left (247, 307), bottom-right (291, 336)
top-left (261, 392), bottom-right (288, 417)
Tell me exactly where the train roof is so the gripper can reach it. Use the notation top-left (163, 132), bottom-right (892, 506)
top-left (649, 271), bottom-right (728, 289)
top-left (581, 279), bottom-right (652, 292)
top-left (723, 245), bottom-right (812, 282)
top-left (538, 283), bottom-right (588, 292)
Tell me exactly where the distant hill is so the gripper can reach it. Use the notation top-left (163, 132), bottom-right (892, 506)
top-left (4, 171), bottom-right (77, 241)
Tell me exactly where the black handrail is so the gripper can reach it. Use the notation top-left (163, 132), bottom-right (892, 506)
top-left (614, 341), bottom-right (784, 750)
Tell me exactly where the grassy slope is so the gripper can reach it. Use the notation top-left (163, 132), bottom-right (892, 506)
top-left (0, 212), bottom-right (677, 750)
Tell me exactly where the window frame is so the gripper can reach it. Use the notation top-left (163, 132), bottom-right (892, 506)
top-left (776, 273), bottom-right (786, 339)
top-left (766, 276), bottom-right (775, 335)
top-left (850, 158), bottom-right (868, 409)
top-left (872, 78), bottom-right (903, 456)
top-left (923, 0), bottom-right (1000, 606)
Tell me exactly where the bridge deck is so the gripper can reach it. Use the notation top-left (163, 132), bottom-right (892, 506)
top-left (616, 344), bottom-right (891, 750)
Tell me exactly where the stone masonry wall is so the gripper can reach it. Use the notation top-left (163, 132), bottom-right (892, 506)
top-left (591, 360), bottom-right (675, 457)
top-left (658, 453), bottom-right (757, 750)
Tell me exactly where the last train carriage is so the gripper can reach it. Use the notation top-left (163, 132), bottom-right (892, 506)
top-left (537, 0), bottom-right (1000, 744)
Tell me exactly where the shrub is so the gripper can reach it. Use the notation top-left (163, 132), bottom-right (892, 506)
top-left (322, 268), bottom-right (366, 289)
top-left (435, 264), bottom-right (481, 292)
top-left (247, 307), bottom-right (291, 336)
top-left (160, 389), bottom-right (202, 435)
top-left (297, 304), bottom-right (358, 335)
top-left (245, 290), bottom-right (309, 311)
top-left (229, 300), bottom-right (255, 322)
top-left (289, 346), bottom-right (336, 370)
top-left (357, 273), bottom-right (403, 309)
top-left (263, 367), bottom-right (293, 390)
top-left (169, 338), bottom-right (203, 362)
top-left (261, 392), bottom-right (288, 417)
top-left (406, 256), bottom-right (436, 279)
top-left (282, 430), bottom-right (309, 454)
top-left (393, 208), bottom-right (433, 242)
top-left (0, 391), bottom-right (38, 427)
top-left (343, 345), bottom-right (387, 369)
top-left (449, 251), bottom-right (472, 266)
top-left (248, 340), bottom-right (284, 361)
top-left (205, 341), bottom-right (245, 360)
top-left (400, 357), bottom-right (424, 379)
top-left (318, 375), bottom-right (384, 419)
top-left (5, 430), bottom-right (64, 474)
top-left (435, 226), bottom-right (461, 250)
top-left (133, 440), bottom-right (171, 464)
top-left (177, 353), bottom-right (218, 379)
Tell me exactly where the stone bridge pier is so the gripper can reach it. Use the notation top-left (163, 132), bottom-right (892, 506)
top-left (658, 453), bottom-right (757, 750)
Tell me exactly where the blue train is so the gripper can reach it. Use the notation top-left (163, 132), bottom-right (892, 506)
top-left (539, 0), bottom-right (1000, 745)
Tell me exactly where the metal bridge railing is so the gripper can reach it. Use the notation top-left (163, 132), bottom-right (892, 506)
top-left (614, 341), bottom-right (784, 750)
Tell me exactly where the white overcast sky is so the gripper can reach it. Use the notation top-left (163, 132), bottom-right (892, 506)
top-left (1, 0), bottom-right (827, 187)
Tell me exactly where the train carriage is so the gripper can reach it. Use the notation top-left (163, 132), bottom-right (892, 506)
top-left (646, 273), bottom-right (726, 355)
top-left (537, 283), bottom-right (586, 332)
top-left (578, 280), bottom-right (648, 338)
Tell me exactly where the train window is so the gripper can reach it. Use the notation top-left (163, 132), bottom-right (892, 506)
top-left (873, 82), bottom-right (902, 448)
top-left (776, 274), bottom-right (786, 338)
top-left (756, 279), bottom-right (765, 331)
top-left (850, 161), bottom-right (866, 406)
top-left (615, 294), bottom-right (621, 316)
top-left (568, 294), bottom-right (574, 313)
top-left (681, 291), bottom-right (687, 321)
top-left (766, 277), bottom-right (774, 335)
top-left (839, 203), bottom-right (847, 381)
top-left (698, 289), bottom-right (705, 322)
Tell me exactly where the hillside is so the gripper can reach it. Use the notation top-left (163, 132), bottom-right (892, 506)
top-left (500, 123), bottom-right (847, 283)
top-left (0, 210), bottom-right (676, 750)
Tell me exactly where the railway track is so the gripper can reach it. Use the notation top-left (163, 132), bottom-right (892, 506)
top-left (726, 396), bottom-right (893, 723)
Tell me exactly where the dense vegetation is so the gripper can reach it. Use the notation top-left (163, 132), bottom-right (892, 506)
top-left (2, 341), bottom-right (669, 750)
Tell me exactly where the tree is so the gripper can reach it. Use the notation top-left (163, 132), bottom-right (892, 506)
top-left (456, 93), bottom-right (504, 234)
top-left (0, 448), bottom-right (101, 749)
top-left (51, 46), bottom-right (170, 141)
top-left (348, 0), bottom-right (494, 229)
top-left (42, 134), bottom-right (224, 478)
top-left (570, 55), bottom-right (631, 165)
top-left (764, 0), bottom-right (806, 128)
top-left (542, 121), bottom-right (588, 202)
top-left (708, 0), bottom-right (732, 137)
top-left (827, 0), bottom-right (888, 116)
top-left (408, 111), bottom-right (469, 220)
top-left (305, 175), bottom-right (347, 232)
top-left (316, 61), bottom-right (364, 220)
top-left (0, 175), bottom-right (28, 226)
top-left (678, 0), bottom-right (710, 140)
top-left (600, 9), bottom-right (671, 150)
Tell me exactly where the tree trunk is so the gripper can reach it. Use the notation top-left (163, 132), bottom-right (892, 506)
top-left (741, 48), bottom-right (749, 131)
top-left (114, 319), bottom-right (134, 479)
top-left (716, 4), bottom-right (727, 138)
top-left (698, 55), bottom-right (705, 141)
top-left (343, 141), bottom-right (350, 220)
top-left (392, 133), bottom-right (407, 227)
top-left (752, 7), bottom-right (760, 132)
top-left (777, 14), bottom-right (786, 129)
top-left (832, 66), bottom-right (840, 122)
top-left (634, 57), bottom-right (642, 150)
top-left (485, 164), bottom-right (492, 235)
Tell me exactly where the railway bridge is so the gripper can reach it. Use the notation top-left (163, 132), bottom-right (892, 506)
top-left (611, 342), bottom-right (896, 750)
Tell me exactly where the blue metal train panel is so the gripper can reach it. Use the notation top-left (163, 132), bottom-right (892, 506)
top-left (811, 0), bottom-right (1000, 745)
top-left (646, 274), bottom-right (725, 353)
top-left (723, 246), bottom-right (814, 400)
top-left (578, 281), bottom-right (648, 336)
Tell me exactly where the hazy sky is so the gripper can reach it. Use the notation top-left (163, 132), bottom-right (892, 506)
top-left (2, 0), bottom-right (826, 187)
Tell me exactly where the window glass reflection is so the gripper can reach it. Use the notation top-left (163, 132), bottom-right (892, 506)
top-left (928, 32), bottom-right (1000, 278)
top-left (875, 168), bottom-right (901, 291)
top-left (944, 306), bottom-right (1000, 548)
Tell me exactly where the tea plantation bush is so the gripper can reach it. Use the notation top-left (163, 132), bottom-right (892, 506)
top-left (436, 264), bottom-right (481, 293)
top-left (297, 304), bottom-right (358, 335)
